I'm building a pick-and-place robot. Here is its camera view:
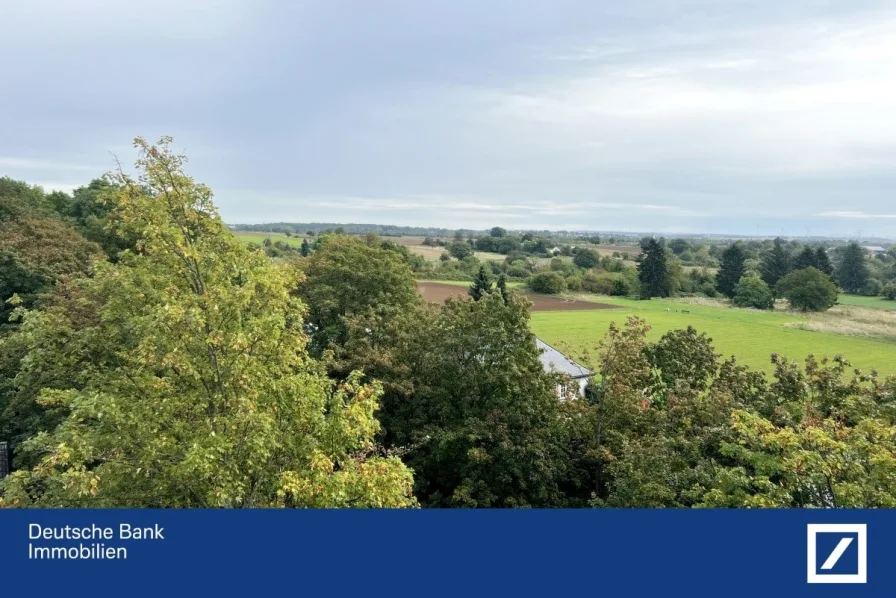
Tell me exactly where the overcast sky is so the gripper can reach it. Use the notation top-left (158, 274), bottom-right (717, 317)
top-left (3, 0), bottom-right (896, 237)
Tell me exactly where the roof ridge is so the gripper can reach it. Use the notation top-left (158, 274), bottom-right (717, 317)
top-left (534, 336), bottom-right (593, 376)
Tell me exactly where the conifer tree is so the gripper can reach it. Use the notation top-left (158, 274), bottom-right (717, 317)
top-left (792, 246), bottom-right (817, 271)
top-left (814, 247), bottom-right (834, 276)
top-left (716, 242), bottom-right (747, 298)
top-left (496, 273), bottom-right (509, 304)
top-left (300, 238), bottom-right (310, 257)
top-left (637, 238), bottom-right (670, 299)
top-left (759, 238), bottom-right (792, 287)
top-left (469, 265), bottom-right (494, 300)
top-left (837, 242), bottom-right (869, 293)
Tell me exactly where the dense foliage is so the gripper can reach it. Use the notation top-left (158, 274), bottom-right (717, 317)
top-left (776, 267), bottom-right (839, 312)
top-left (732, 273), bottom-right (775, 310)
top-left (716, 243), bottom-right (747, 298)
top-left (637, 238), bottom-right (670, 299)
top-left (0, 139), bottom-right (415, 508)
top-left (2, 140), bottom-right (895, 510)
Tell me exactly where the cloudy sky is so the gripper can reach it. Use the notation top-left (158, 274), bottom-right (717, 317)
top-left (3, 0), bottom-right (896, 236)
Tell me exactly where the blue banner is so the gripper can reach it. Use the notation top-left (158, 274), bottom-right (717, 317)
top-left (0, 509), bottom-right (890, 597)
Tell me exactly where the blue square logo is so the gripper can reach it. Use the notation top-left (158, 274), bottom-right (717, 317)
top-left (807, 524), bottom-right (867, 584)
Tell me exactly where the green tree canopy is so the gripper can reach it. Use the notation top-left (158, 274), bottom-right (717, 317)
top-left (792, 246), bottom-right (817, 271)
top-left (837, 242), bottom-right (870, 293)
top-left (0, 137), bottom-right (415, 508)
top-left (759, 238), bottom-right (792, 288)
top-left (732, 273), bottom-right (775, 310)
top-left (529, 271), bottom-right (567, 294)
top-left (469, 265), bottom-right (494, 300)
top-left (341, 293), bottom-right (573, 507)
top-left (573, 249), bottom-right (599, 269)
top-left (814, 247), bottom-right (834, 276)
top-left (776, 267), bottom-right (839, 311)
top-left (298, 234), bottom-right (419, 353)
top-left (0, 191), bottom-right (103, 326)
top-left (637, 238), bottom-right (670, 299)
top-left (715, 242), bottom-right (747, 298)
top-left (448, 241), bottom-right (474, 260)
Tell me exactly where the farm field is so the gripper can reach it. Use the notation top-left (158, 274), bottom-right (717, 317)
top-left (529, 295), bottom-right (896, 375)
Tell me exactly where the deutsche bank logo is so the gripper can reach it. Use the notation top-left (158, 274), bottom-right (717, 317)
top-left (806, 524), bottom-right (867, 584)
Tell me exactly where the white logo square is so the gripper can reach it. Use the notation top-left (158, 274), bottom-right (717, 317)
top-left (807, 523), bottom-right (867, 584)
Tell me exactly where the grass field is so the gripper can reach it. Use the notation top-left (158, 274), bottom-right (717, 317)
top-left (233, 231), bottom-right (305, 247)
top-left (838, 294), bottom-right (896, 310)
top-left (529, 295), bottom-right (896, 376)
top-left (405, 244), bottom-right (507, 262)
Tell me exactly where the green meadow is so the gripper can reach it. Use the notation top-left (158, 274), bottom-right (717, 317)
top-left (530, 296), bottom-right (896, 376)
top-left (837, 293), bottom-right (896, 310)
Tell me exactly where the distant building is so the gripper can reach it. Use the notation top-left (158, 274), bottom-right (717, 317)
top-left (862, 245), bottom-right (887, 255)
top-left (536, 338), bottom-right (592, 399)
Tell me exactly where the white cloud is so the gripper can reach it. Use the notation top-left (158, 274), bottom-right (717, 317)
top-left (819, 211), bottom-right (896, 219)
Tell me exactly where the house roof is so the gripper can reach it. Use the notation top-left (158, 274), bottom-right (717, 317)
top-left (863, 246), bottom-right (886, 252)
top-left (536, 338), bottom-right (593, 379)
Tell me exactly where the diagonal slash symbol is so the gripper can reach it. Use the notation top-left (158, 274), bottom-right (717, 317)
top-left (820, 538), bottom-right (853, 570)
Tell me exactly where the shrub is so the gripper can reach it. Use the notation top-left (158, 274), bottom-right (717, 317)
top-left (565, 275), bottom-right (583, 291)
top-left (448, 241), bottom-right (473, 260)
top-left (732, 273), bottom-right (774, 309)
top-left (582, 272), bottom-right (630, 296)
top-left (862, 278), bottom-right (883, 297)
top-left (882, 282), bottom-right (896, 301)
top-left (506, 266), bottom-right (529, 279)
top-left (698, 281), bottom-right (718, 298)
top-left (775, 267), bottom-right (839, 312)
top-left (573, 249), bottom-right (600, 269)
top-left (528, 271), bottom-right (567, 294)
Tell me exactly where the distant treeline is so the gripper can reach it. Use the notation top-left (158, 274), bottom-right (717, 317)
top-left (229, 222), bottom-right (480, 238)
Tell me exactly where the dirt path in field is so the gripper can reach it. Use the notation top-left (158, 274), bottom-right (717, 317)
top-left (417, 282), bottom-right (620, 311)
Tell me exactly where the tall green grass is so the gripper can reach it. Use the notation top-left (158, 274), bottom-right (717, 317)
top-left (837, 294), bottom-right (896, 311)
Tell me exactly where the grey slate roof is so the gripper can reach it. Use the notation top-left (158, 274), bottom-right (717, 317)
top-left (536, 338), bottom-right (593, 379)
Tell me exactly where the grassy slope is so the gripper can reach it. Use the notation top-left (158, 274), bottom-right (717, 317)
top-left (530, 296), bottom-right (896, 375)
top-left (838, 294), bottom-right (896, 310)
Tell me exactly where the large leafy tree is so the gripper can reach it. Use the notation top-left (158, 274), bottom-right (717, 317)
top-left (703, 355), bottom-right (896, 508)
top-left (776, 267), bottom-right (838, 311)
top-left (583, 317), bottom-right (896, 508)
top-left (715, 242), bottom-right (747, 298)
top-left (0, 190), bottom-right (103, 327)
top-left (64, 179), bottom-right (136, 259)
top-left (837, 242), bottom-right (869, 293)
top-left (573, 249), bottom-right (599, 269)
top-left (298, 234), bottom-right (419, 354)
top-left (637, 238), bottom-right (670, 299)
top-left (0, 137), bottom-right (414, 508)
top-left (759, 238), bottom-right (792, 288)
top-left (339, 293), bottom-right (574, 507)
